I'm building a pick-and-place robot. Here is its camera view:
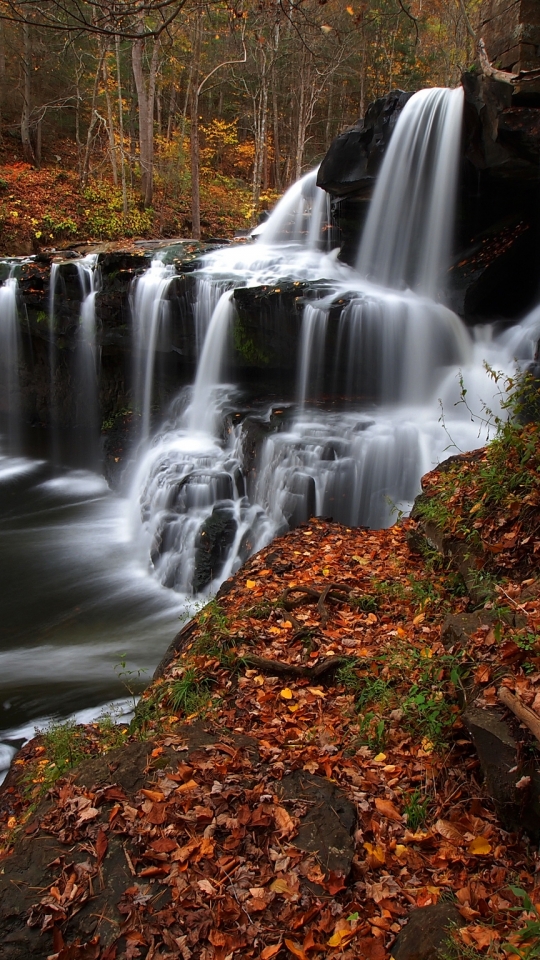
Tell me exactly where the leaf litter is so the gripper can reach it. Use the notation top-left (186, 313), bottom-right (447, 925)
top-left (1, 478), bottom-right (540, 959)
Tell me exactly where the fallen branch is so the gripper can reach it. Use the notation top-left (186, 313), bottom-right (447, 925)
top-left (242, 654), bottom-right (351, 681)
top-left (498, 686), bottom-right (540, 746)
top-left (478, 38), bottom-right (518, 83)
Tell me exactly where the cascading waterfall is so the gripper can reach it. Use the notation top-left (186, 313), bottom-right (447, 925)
top-left (356, 86), bottom-right (464, 295)
top-left (74, 255), bottom-right (101, 468)
top-left (0, 275), bottom-right (21, 452)
top-left (128, 86), bottom-right (484, 592)
top-left (48, 261), bottom-right (60, 461)
top-left (187, 291), bottom-right (235, 434)
top-left (297, 304), bottom-right (328, 408)
top-left (131, 259), bottom-right (175, 443)
top-left (257, 168), bottom-right (333, 249)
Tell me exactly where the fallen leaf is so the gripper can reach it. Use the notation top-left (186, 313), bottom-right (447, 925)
top-left (280, 688), bottom-right (293, 700)
top-left (434, 819), bottom-right (466, 845)
top-left (284, 939), bottom-right (309, 959)
top-left (468, 836), bottom-right (492, 855)
top-left (261, 945), bottom-right (282, 960)
top-left (375, 798), bottom-right (402, 821)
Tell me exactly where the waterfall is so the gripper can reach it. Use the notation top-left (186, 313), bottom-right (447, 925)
top-left (48, 262), bottom-right (60, 461)
top-left (127, 81), bottom-right (512, 594)
top-left (0, 276), bottom-right (21, 452)
top-left (297, 304), bottom-right (328, 407)
top-left (257, 169), bottom-right (333, 249)
top-left (187, 291), bottom-right (235, 434)
top-left (74, 256), bottom-right (101, 468)
top-left (131, 260), bottom-right (175, 443)
top-left (357, 87), bottom-right (464, 296)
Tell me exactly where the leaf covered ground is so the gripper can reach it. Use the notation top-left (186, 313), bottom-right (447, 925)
top-left (1, 425), bottom-right (540, 960)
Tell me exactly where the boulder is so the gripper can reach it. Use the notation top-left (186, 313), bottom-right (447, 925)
top-left (193, 504), bottom-right (238, 593)
top-left (463, 704), bottom-right (540, 838)
top-left (391, 903), bottom-right (464, 960)
top-left (278, 769), bottom-right (356, 878)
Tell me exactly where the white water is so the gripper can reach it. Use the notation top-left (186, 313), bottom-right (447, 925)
top-left (0, 276), bottom-right (21, 452)
top-left (357, 87), bottom-right (464, 296)
top-left (131, 259), bottom-right (176, 442)
top-left (74, 255), bottom-right (101, 467)
top-left (256, 169), bottom-right (333, 248)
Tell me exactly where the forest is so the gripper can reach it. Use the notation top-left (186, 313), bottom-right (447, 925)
top-left (0, 0), bottom-right (480, 251)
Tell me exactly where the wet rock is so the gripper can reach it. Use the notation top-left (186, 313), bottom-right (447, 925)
top-left (282, 472), bottom-right (316, 528)
top-left (391, 903), bottom-right (464, 960)
top-left (463, 705), bottom-right (540, 838)
top-left (193, 504), bottom-right (238, 593)
top-left (317, 89), bottom-right (413, 197)
top-left (278, 769), bottom-right (356, 877)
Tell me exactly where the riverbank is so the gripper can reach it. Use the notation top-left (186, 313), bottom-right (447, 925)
top-left (1, 416), bottom-right (540, 960)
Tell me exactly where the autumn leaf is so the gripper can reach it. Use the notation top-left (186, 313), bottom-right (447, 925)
top-left (375, 797), bottom-right (402, 821)
top-left (261, 946), bottom-right (282, 960)
top-left (280, 687), bottom-right (293, 700)
top-left (468, 836), bottom-right (492, 856)
top-left (284, 939), bottom-right (310, 959)
top-left (273, 804), bottom-right (296, 837)
top-left (95, 827), bottom-right (108, 866)
top-left (434, 819), bottom-right (466, 845)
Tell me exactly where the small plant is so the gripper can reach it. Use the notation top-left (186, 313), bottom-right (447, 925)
top-left (350, 594), bottom-right (379, 613)
top-left (23, 720), bottom-right (88, 800)
top-left (168, 668), bottom-right (215, 716)
top-left (357, 712), bottom-right (386, 751)
top-left (403, 788), bottom-right (430, 830)
top-left (336, 661), bottom-right (361, 691)
top-left (502, 887), bottom-right (540, 960)
top-left (115, 654), bottom-right (146, 708)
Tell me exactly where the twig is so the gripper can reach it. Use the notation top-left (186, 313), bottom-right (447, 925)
top-left (496, 586), bottom-right (529, 615)
top-left (498, 686), bottom-right (540, 746)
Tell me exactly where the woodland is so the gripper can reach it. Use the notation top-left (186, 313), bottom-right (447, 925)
top-left (0, 0), bottom-right (480, 251)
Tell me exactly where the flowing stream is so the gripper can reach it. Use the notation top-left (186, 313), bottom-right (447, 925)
top-left (0, 86), bottom-right (538, 778)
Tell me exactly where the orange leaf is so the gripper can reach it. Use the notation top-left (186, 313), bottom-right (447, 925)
top-left (285, 939), bottom-right (310, 959)
top-left (375, 798), bottom-right (402, 821)
top-left (261, 945), bottom-right (282, 959)
top-left (141, 788), bottom-right (165, 803)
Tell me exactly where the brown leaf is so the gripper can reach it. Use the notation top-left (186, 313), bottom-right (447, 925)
top-left (150, 837), bottom-right (177, 853)
top-left (145, 802), bottom-right (167, 825)
top-left (273, 804), bottom-right (296, 837)
top-left (95, 827), bottom-right (108, 866)
top-left (375, 797), bottom-right (402, 821)
top-left (434, 819), bottom-right (466, 845)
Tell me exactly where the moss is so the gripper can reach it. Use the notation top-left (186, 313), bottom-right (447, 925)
top-left (233, 315), bottom-right (270, 366)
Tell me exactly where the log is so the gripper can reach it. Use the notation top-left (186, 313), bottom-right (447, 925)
top-left (498, 686), bottom-right (540, 746)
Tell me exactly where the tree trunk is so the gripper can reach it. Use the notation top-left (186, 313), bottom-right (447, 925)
top-left (189, 14), bottom-right (203, 239)
top-left (271, 60), bottom-right (282, 192)
top-left (81, 50), bottom-right (106, 187)
top-left (132, 24), bottom-right (159, 207)
top-left (115, 35), bottom-right (128, 216)
top-left (102, 45), bottom-right (118, 186)
top-left (0, 22), bottom-right (5, 143)
top-left (21, 20), bottom-right (35, 164)
top-left (166, 84), bottom-right (177, 141)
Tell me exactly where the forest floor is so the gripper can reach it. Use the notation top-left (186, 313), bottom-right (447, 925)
top-left (0, 149), bottom-right (258, 255)
top-left (1, 412), bottom-right (540, 960)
